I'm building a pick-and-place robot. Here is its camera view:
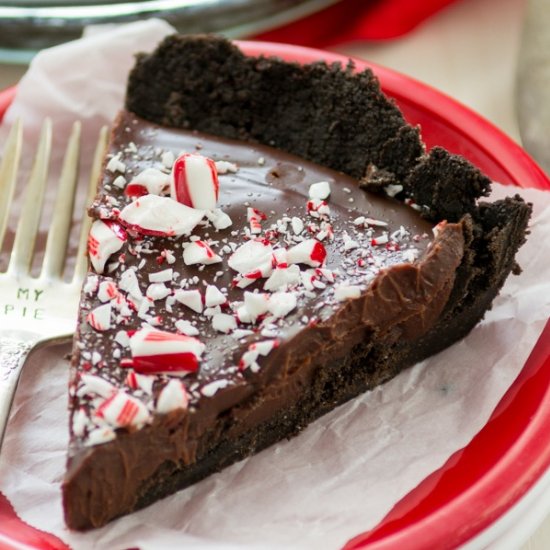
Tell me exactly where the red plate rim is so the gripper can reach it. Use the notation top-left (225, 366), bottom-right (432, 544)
top-left (0, 40), bottom-right (549, 550)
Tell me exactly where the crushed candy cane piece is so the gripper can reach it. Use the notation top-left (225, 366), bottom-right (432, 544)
top-left (95, 390), bottom-right (150, 428)
top-left (334, 285), bottom-right (362, 301)
top-left (174, 289), bottom-right (203, 313)
top-left (243, 291), bottom-right (270, 321)
top-left (287, 239), bottom-right (327, 267)
top-left (119, 194), bottom-right (204, 237)
top-left (212, 313), bottom-right (237, 333)
top-left (97, 281), bottom-right (119, 302)
top-left (267, 291), bottom-right (297, 318)
top-left (264, 264), bottom-right (301, 291)
top-left (125, 168), bottom-right (171, 197)
top-left (308, 181), bottom-right (331, 200)
top-left (157, 379), bottom-right (189, 413)
top-left (88, 219), bottom-right (127, 274)
top-left (205, 284), bottom-right (227, 307)
top-left (87, 303), bottom-right (112, 331)
top-left (205, 208), bottom-right (233, 230)
top-left (183, 240), bottom-right (222, 265)
top-left (146, 283), bottom-right (171, 301)
top-left (228, 239), bottom-right (273, 274)
top-left (149, 268), bottom-right (173, 283)
top-left (123, 327), bottom-right (204, 374)
top-left (78, 373), bottom-right (115, 398)
top-left (239, 339), bottom-right (280, 372)
top-left (171, 153), bottom-right (219, 210)
top-left (175, 319), bottom-right (199, 336)
top-left (215, 160), bottom-right (238, 174)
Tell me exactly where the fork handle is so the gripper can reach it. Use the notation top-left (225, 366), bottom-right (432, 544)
top-left (0, 337), bottom-right (33, 449)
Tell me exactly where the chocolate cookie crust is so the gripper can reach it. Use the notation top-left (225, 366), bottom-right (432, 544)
top-left (63, 35), bottom-right (531, 530)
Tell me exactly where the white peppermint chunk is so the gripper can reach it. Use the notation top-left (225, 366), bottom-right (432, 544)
top-left (129, 168), bottom-right (171, 195)
top-left (334, 285), bottom-right (362, 301)
top-left (88, 219), bottom-right (126, 274)
top-left (205, 285), bottom-right (227, 307)
top-left (96, 390), bottom-right (150, 429)
top-left (146, 283), bottom-right (171, 301)
top-left (97, 281), bottom-right (118, 302)
top-left (174, 289), bottom-right (203, 313)
top-left (157, 379), bottom-right (189, 414)
top-left (119, 194), bottom-right (204, 237)
top-left (205, 208), bottom-right (233, 230)
top-left (87, 303), bottom-right (112, 331)
top-left (291, 217), bottom-right (304, 235)
top-left (183, 241), bottom-right (222, 265)
top-left (268, 292), bottom-right (297, 318)
top-left (119, 269), bottom-right (143, 300)
top-left (244, 291), bottom-right (270, 321)
top-left (78, 373), bottom-right (115, 398)
top-left (175, 319), bottom-right (199, 336)
top-left (212, 313), bottom-right (237, 333)
top-left (215, 160), bottom-right (238, 174)
top-left (264, 264), bottom-right (301, 291)
top-left (149, 268), bottom-right (173, 283)
top-left (228, 240), bottom-right (273, 274)
top-left (308, 181), bottom-right (331, 200)
top-left (201, 379), bottom-right (230, 397)
top-left (161, 150), bottom-right (175, 169)
top-left (106, 153), bottom-right (126, 174)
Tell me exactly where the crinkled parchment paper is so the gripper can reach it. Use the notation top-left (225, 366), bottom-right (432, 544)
top-left (0, 20), bottom-right (550, 550)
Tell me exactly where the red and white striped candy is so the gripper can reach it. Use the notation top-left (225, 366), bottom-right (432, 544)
top-left (156, 379), bottom-right (189, 413)
top-left (123, 327), bottom-right (205, 375)
top-left (247, 207), bottom-right (267, 235)
top-left (287, 239), bottom-right (327, 267)
top-left (95, 390), bottom-right (150, 428)
top-left (183, 240), bottom-right (222, 265)
top-left (307, 199), bottom-right (330, 218)
top-left (125, 371), bottom-right (154, 394)
top-left (264, 264), bottom-right (301, 291)
top-left (125, 168), bottom-right (171, 197)
top-left (240, 291), bottom-right (270, 323)
top-left (239, 339), bottom-right (279, 372)
top-left (118, 194), bottom-right (205, 237)
top-left (228, 239), bottom-right (273, 274)
top-left (87, 303), bottom-right (112, 331)
top-left (97, 281), bottom-right (119, 303)
top-left (88, 219), bottom-right (127, 274)
top-left (171, 153), bottom-right (219, 210)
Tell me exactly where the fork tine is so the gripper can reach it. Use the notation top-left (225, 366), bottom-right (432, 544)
top-left (0, 119), bottom-right (23, 252)
top-left (41, 121), bottom-right (81, 278)
top-left (8, 119), bottom-right (52, 275)
top-left (74, 125), bottom-right (109, 282)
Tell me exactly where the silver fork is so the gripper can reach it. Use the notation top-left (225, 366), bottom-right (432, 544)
top-left (0, 119), bottom-right (108, 449)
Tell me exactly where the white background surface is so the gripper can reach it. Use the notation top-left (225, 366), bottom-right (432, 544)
top-left (0, 0), bottom-right (548, 548)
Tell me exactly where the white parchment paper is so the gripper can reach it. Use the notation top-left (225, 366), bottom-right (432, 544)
top-left (0, 20), bottom-right (550, 550)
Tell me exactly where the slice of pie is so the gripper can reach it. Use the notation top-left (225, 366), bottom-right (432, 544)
top-left (62, 35), bottom-right (531, 530)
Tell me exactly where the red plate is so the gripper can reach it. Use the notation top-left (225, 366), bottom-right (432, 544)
top-left (0, 41), bottom-right (549, 550)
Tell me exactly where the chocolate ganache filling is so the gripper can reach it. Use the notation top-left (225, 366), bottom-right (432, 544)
top-left (63, 110), bottom-right (464, 528)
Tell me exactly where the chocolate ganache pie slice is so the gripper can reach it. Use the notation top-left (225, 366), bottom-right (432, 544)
top-left (62, 35), bottom-right (531, 530)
